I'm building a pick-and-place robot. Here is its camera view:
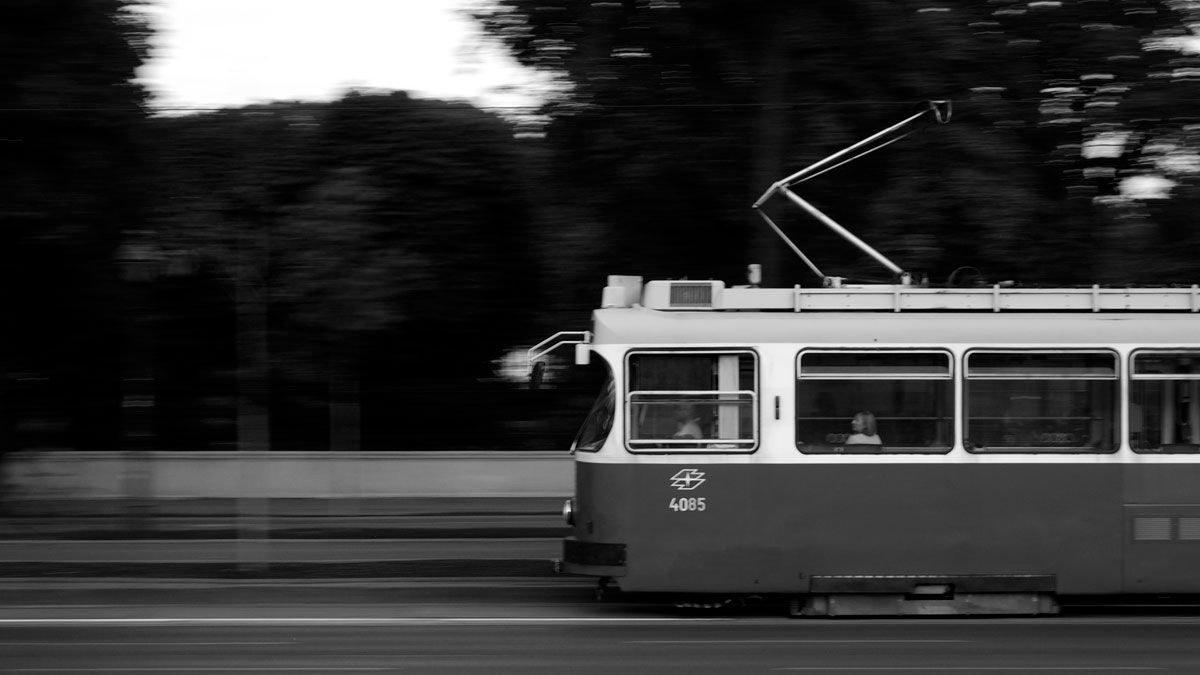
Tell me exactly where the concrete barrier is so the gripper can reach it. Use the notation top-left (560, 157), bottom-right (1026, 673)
top-left (2, 451), bottom-right (574, 501)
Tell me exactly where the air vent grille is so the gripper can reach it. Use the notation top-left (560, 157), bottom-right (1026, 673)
top-left (1179, 517), bottom-right (1200, 540)
top-left (670, 283), bottom-right (714, 308)
top-left (1133, 516), bottom-right (1172, 541)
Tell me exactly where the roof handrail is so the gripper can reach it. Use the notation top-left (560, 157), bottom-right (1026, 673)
top-left (527, 331), bottom-right (592, 371)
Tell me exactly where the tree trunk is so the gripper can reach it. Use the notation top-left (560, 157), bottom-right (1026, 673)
top-left (235, 226), bottom-right (271, 572)
top-left (327, 336), bottom-right (362, 517)
top-left (121, 274), bottom-right (155, 532)
top-left (329, 337), bottom-right (361, 453)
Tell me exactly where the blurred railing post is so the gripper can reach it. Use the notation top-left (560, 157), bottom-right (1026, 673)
top-left (328, 337), bottom-right (362, 517)
top-left (234, 215), bottom-right (271, 573)
top-left (117, 239), bottom-right (160, 532)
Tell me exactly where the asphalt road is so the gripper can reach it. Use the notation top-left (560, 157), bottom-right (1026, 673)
top-left (3, 582), bottom-right (1200, 673)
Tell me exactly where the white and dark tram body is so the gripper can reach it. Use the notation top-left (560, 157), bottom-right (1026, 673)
top-left (546, 278), bottom-right (1200, 615)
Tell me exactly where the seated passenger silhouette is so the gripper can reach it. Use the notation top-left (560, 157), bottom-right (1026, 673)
top-left (672, 404), bottom-right (704, 439)
top-left (846, 411), bottom-right (882, 445)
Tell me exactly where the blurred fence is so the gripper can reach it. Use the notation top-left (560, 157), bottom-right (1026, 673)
top-left (2, 451), bottom-right (572, 502)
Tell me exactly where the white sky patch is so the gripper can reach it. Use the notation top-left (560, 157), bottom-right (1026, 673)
top-left (1083, 131), bottom-right (1131, 159)
top-left (137, 0), bottom-right (550, 112)
top-left (1120, 174), bottom-right (1176, 199)
top-left (1156, 151), bottom-right (1200, 174)
top-left (1144, 34), bottom-right (1200, 54)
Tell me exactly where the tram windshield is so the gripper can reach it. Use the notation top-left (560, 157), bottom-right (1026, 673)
top-left (572, 377), bottom-right (615, 453)
top-left (965, 351), bottom-right (1117, 453)
top-left (1130, 351), bottom-right (1200, 453)
top-left (795, 350), bottom-right (953, 453)
top-left (626, 351), bottom-right (757, 452)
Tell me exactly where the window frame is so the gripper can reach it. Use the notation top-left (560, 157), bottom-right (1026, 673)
top-left (623, 348), bottom-right (759, 454)
top-left (794, 348), bottom-right (955, 455)
top-left (963, 348), bottom-right (1119, 454)
top-left (571, 375), bottom-right (615, 454)
top-left (1129, 349), bottom-right (1200, 454)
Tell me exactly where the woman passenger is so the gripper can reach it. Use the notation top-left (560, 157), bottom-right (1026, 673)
top-left (846, 411), bottom-right (882, 445)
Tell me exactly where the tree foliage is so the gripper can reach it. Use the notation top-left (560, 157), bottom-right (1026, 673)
top-left (314, 93), bottom-right (535, 372)
top-left (478, 0), bottom-right (1200, 287)
top-left (144, 92), bottom-right (536, 450)
top-left (1, 0), bottom-right (149, 453)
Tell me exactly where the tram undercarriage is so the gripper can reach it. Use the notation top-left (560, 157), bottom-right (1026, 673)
top-left (789, 574), bottom-right (1060, 617)
top-left (564, 560), bottom-right (1063, 617)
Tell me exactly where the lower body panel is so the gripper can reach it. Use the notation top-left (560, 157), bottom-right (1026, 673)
top-left (564, 461), bottom-right (1200, 596)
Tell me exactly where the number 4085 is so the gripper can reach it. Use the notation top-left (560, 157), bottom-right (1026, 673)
top-left (669, 497), bottom-right (706, 512)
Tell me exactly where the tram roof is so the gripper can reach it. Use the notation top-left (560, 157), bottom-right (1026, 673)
top-left (590, 276), bottom-right (1200, 346)
top-left (604, 277), bottom-right (1200, 313)
top-left (592, 306), bottom-right (1200, 346)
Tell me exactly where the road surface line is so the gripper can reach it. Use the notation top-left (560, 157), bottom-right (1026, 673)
top-left (632, 639), bottom-right (970, 644)
top-left (0, 662), bottom-right (398, 667)
top-left (768, 662), bottom-right (1161, 667)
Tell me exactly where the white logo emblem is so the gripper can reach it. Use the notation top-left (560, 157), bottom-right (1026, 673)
top-left (669, 469), bottom-right (706, 491)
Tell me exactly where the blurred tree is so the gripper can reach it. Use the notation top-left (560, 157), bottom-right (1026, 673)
top-left (148, 105), bottom-right (321, 455)
top-left (272, 166), bottom-right (429, 452)
top-left (955, 0), bottom-right (1200, 284)
top-left (477, 0), bottom-right (1200, 288)
top-left (149, 92), bottom-right (535, 451)
top-left (0, 0), bottom-right (149, 459)
top-left (479, 0), bottom-right (781, 283)
top-left (474, 0), bottom-right (1045, 289)
top-left (314, 92), bottom-right (536, 450)
top-left (319, 92), bottom-right (534, 363)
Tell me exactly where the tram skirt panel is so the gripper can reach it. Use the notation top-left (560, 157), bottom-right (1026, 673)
top-left (568, 461), bottom-right (1123, 595)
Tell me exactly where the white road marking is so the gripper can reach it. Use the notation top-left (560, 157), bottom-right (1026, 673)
top-left (632, 639), bottom-right (970, 644)
top-left (768, 662), bottom-right (1161, 667)
top-left (0, 662), bottom-right (398, 667)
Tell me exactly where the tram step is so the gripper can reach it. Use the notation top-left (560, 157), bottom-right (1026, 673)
top-left (791, 592), bottom-right (1060, 617)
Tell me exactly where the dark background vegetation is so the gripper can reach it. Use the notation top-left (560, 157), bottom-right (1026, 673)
top-left (3, 0), bottom-right (1200, 457)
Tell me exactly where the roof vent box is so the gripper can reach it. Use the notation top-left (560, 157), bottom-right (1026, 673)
top-left (601, 276), bottom-right (644, 308)
top-left (642, 280), bottom-right (725, 310)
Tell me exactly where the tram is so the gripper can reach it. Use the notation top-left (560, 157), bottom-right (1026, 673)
top-left (531, 102), bottom-right (1200, 616)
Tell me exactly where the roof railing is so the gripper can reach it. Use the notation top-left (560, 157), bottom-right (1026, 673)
top-left (635, 279), bottom-right (1200, 312)
top-left (527, 331), bottom-right (592, 369)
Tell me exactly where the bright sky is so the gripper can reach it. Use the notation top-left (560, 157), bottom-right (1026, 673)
top-left (137, 0), bottom-right (549, 113)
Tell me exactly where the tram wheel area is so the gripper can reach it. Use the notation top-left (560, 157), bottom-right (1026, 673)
top-left (580, 573), bottom-right (1065, 617)
top-left (585, 588), bottom-right (1200, 617)
top-left (582, 589), bottom-right (1064, 617)
top-left (782, 573), bottom-right (1059, 617)
top-left (790, 592), bottom-right (1060, 617)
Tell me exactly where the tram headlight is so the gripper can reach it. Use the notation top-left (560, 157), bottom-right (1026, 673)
top-left (563, 497), bottom-right (575, 526)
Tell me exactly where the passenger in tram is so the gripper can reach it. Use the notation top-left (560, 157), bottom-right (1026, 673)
top-left (672, 404), bottom-right (705, 439)
top-left (846, 411), bottom-right (882, 445)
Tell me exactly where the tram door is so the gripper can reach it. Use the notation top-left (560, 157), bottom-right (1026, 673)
top-left (1123, 352), bottom-right (1200, 593)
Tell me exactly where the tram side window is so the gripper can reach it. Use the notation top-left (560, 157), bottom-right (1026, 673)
top-left (626, 351), bottom-right (757, 452)
top-left (795, 351), bottom-right (953, 454)
top-left (965, 351), bottom-right (1117, 453)
top-left (1131, 351), bottom-right (1200, 453)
